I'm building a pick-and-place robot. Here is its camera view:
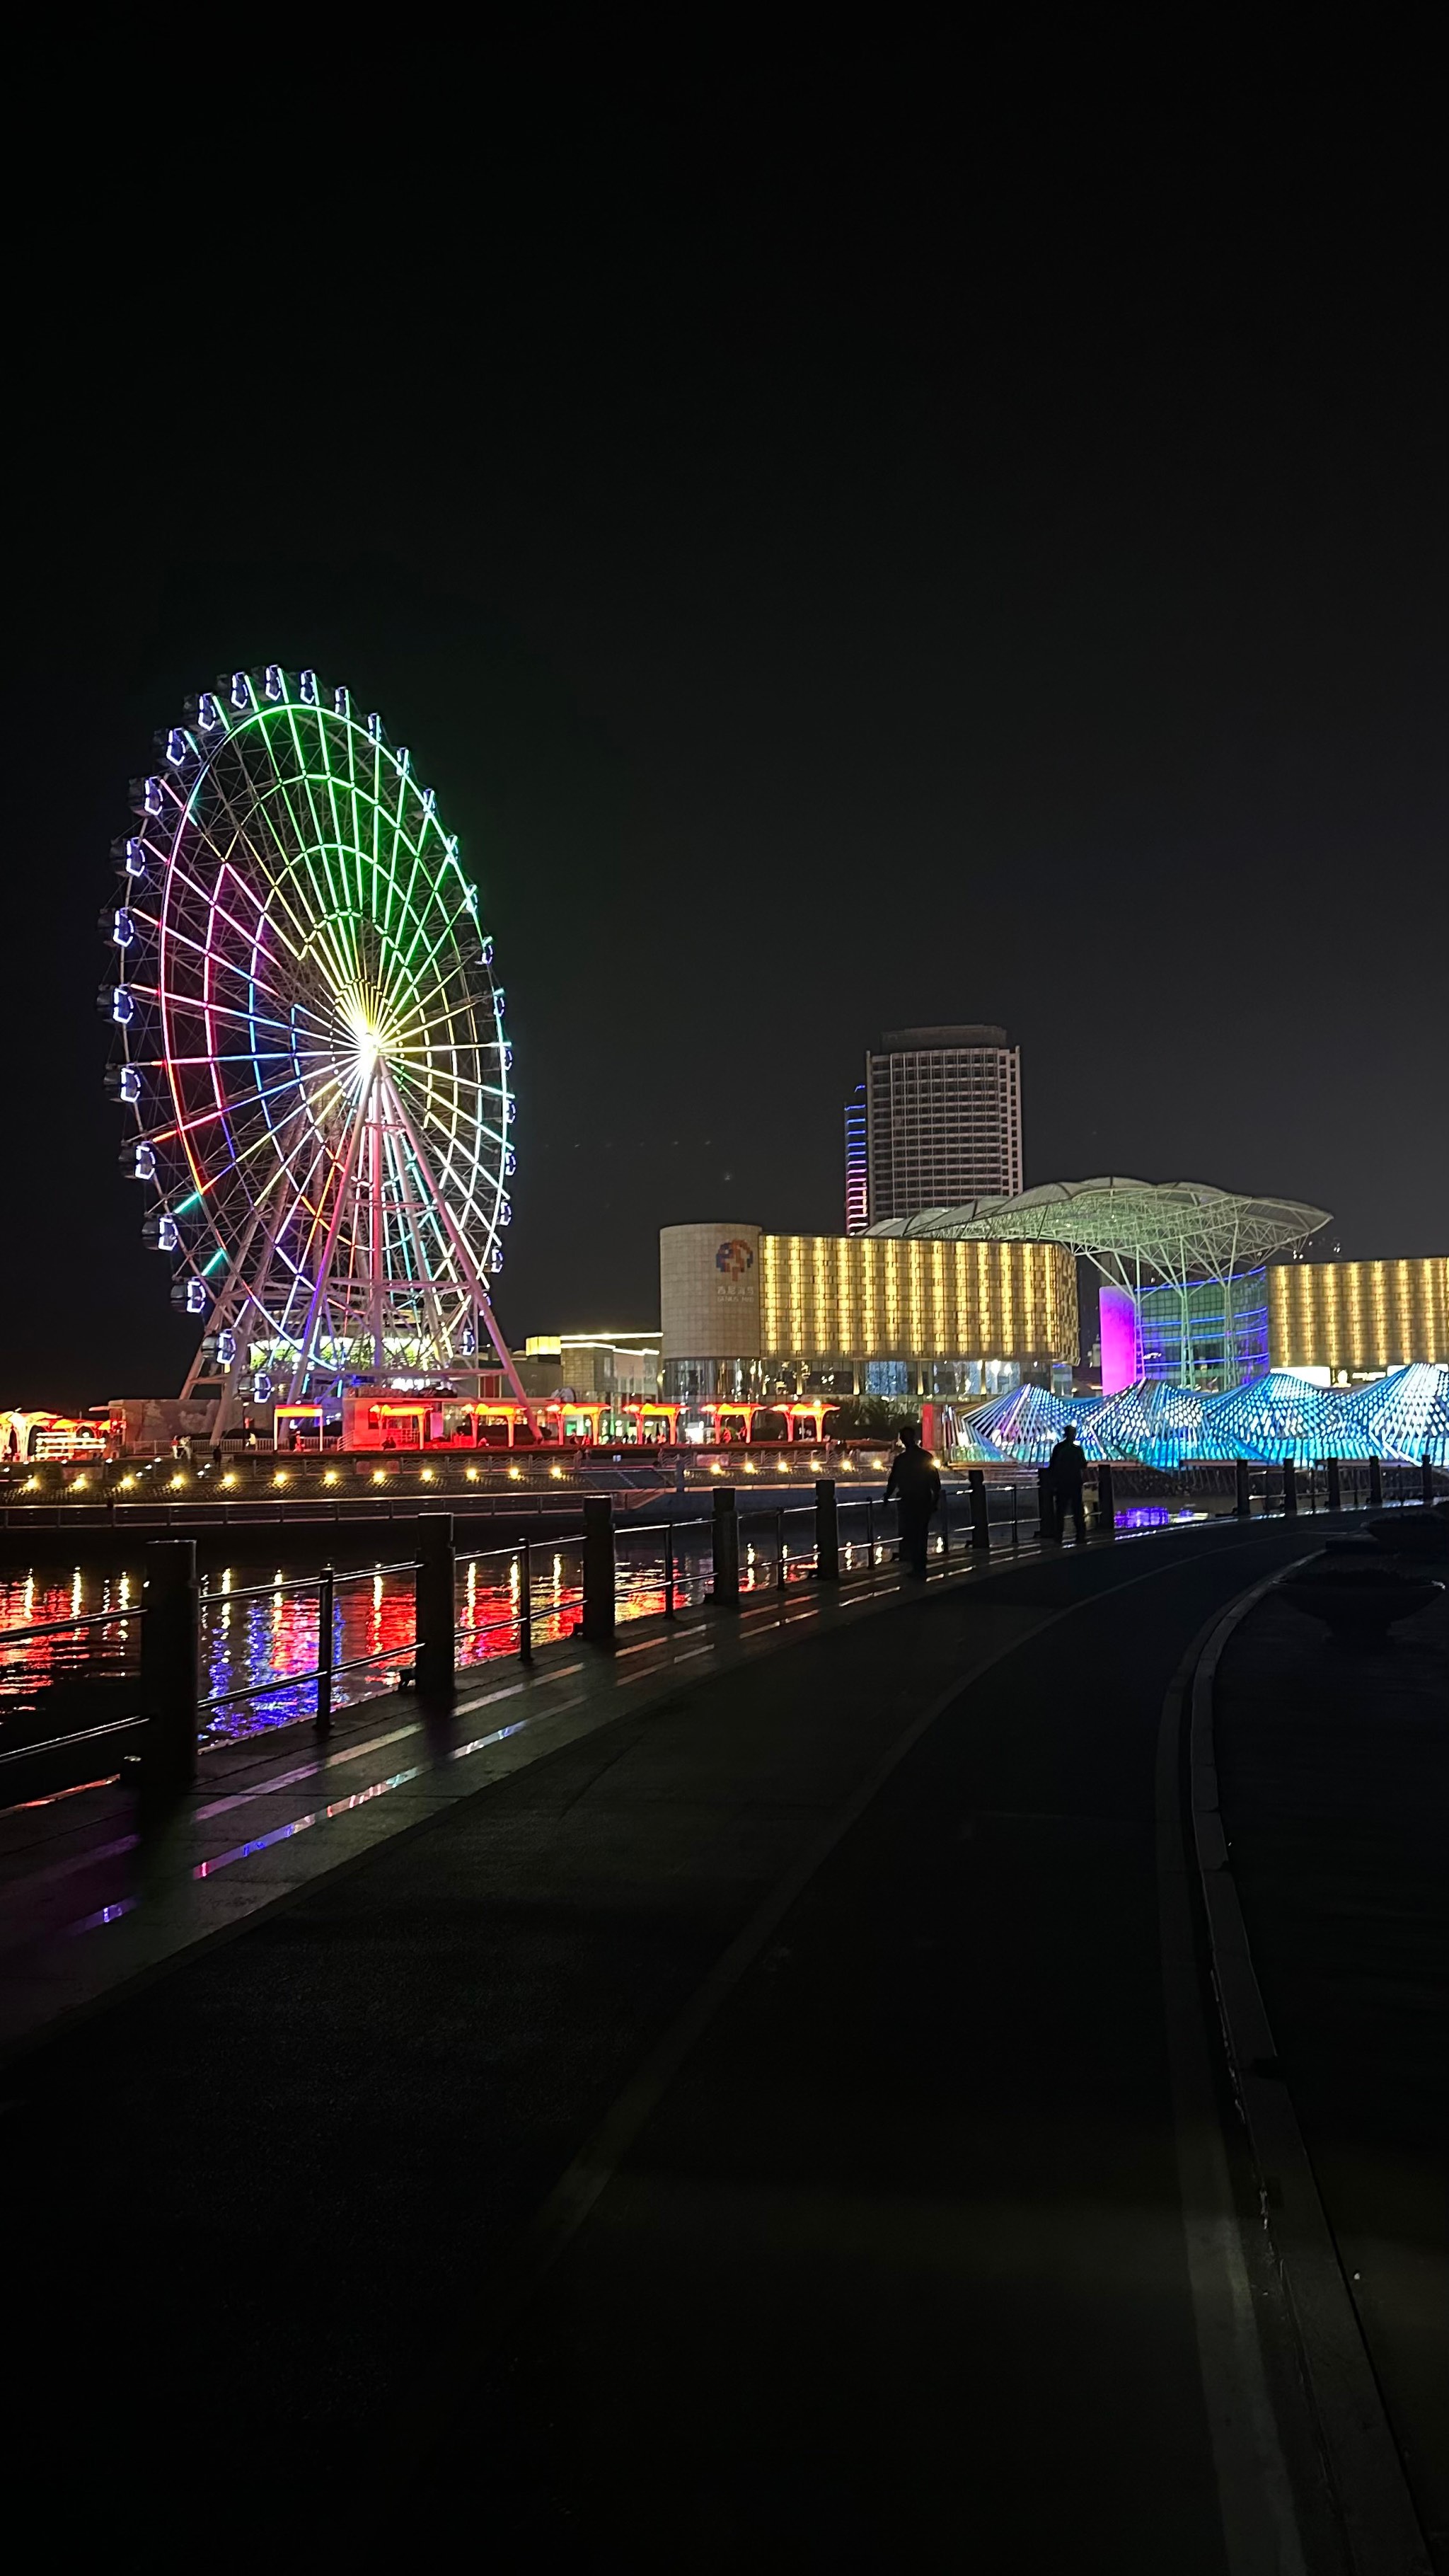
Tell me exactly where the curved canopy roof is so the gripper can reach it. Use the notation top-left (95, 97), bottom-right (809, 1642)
top-left (868, 1177), bottom-right (1330, 1288)
top-left (964, 1380), bottom-right (1109, 1464)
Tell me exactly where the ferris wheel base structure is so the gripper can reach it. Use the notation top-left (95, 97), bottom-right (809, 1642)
top-left (102, 665), bottom-right (538, 1434)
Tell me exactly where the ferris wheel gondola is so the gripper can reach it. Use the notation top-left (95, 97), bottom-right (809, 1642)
top-left (102, 666), bottom-right (529, 1432)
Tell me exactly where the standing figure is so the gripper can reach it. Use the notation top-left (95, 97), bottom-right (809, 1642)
top-left (1047, 1425), bottom-right (1087, 1545)
top-left (887, 1422), bottom-right (942, 1577)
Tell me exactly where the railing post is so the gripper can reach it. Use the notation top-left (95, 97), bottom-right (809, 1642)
top-left (1234, 1458), bottom-right (1250, 1519)
top-left (1368, 1454), bottom-right (1383, 1509)
top-left (815, 1478), bottom-right (839, 1584)
top-left (413, 1512), bottom-right (456, 1705)
top-left (1011, 1481), bottom-right (1020, 1550)
top-left (776, 1507), bottom-right (787, 1593)
top-left (582, 1493), bottom-right (616, 1645)
top-left (865, 1497), bottom-right (874, 1570)
top-left (969, 1468), bottom-right (990, 1553)
top-left (1097, 1461), bottom-right (1116, 1538)
top-left (1423, 1450), bottom-right (1436, 1507)
top-left (1036, 1464), bottom-right (1053, 1542)
top-left (139, 1538), bottom-right (199, 1792)
top-left (940, 1489), bottom-right (949, 1562)
top-left (664, 1521), bottom-right (676, 1618)
top-left (1325, 1456), bottom-right (1342, 1514)
top-left (519, 1536), bottom-right (533, 1662)
top-left (1281, 1458), bottom-right (1298, 1517)
top-left (316, 1564), bottom-right (335, 1736)
top-left (711, 1486), bottom-right (739, 1609)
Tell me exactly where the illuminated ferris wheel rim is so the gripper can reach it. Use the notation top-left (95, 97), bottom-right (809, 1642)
top-left (103, 662), bottom-right (530, 1416)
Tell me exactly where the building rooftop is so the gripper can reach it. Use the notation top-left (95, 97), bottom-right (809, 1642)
top-left (870, 1177), bottom-right (1331, 1288)
top-left (877, 1025), bottom-right (1010, 1052)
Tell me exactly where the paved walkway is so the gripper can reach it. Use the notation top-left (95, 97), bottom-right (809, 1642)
top-left (1214, 1578), bottom-right (1448, 2566)
top-left (1, 1519), bottom-right (1390, 2569)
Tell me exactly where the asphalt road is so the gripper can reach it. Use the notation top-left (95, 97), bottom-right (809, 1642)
top-left (0, 1522), bottom-right (1323, 2568)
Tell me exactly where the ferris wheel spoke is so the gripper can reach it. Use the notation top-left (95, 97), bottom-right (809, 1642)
top-left (144, 1066), bottom-right (318, 1157)
top-left (393, 1129), bottom-right (502, 1255)
top-left (181, 764), bottom-right (318, 969)
top-left (158, 915), bottom-right (334, 1029)
top-left (312, 711), bottom-right (357, 951)
top-left (163, 822), bottom-right (312, 974)
top-left (160, 988), bottom-right (333, 1048)
top-left (275, 710), bottom-right (360, 989)
top-left (190, 1074), bottom-right (351, 1234)
top-left (226, 738), bottom-right (357, 1000)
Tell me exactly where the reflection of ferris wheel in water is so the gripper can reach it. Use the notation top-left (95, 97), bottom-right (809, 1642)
top-left (103, 665), bottom-right (531, 1432)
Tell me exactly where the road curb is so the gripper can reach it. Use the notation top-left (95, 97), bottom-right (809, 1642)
top-left (1189, 1568), bottom-right (1433, 2576)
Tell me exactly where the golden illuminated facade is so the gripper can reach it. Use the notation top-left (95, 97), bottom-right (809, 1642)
top-left (1266, 1258), bottom-right (1448, 1377)
top-left (659, 1221), bottom-right (1077, 1401)
top-left (758, 1233), bottom-right (1073, 1362)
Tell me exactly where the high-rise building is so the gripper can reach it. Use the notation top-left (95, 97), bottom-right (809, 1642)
top-left (863, 1025), bottom-right (1022, 1224)
top-left (843, 1083), bottom-right (868, 1234)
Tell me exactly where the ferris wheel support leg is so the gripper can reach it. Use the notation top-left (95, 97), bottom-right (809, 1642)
top-left (287, 1081), bottom-right (375, 1405)
top-left (379, 1069), bottom-right (541, 1430)
top-left (381, 1119), bottom-right (456, 1369)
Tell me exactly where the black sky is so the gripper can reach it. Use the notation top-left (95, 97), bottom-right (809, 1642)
top-left (7, 114), bottom-right (1445, 1410)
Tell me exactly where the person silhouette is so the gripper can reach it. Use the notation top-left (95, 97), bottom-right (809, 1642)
top-left (1047, 1425), bottom-right (1087, 1544)
top-left (886, 1422), bottom-right (942, 1577)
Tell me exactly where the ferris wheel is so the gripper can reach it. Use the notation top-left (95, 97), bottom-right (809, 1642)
top-left (102, 665), bottom-right (529, 1431)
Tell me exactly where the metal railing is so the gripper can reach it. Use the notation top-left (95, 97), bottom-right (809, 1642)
top-left (196, 1560), bottom-right (424, 1735)
top-left (1, 1466), bottom-right (1442, 1793)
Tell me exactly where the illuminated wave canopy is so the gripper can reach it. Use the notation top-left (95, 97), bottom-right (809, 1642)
top-left (964, 1382), bottom-right (1107, 1464)
top-left (1342, 1362), bottom-right (1449, 1468)
top-left (1087, 1381), bottom-right (1208, 1467)
top-left (102, 667), bottom-right (520, 1428)
top-left (1200, 1370), bottom-right (1349, 1463)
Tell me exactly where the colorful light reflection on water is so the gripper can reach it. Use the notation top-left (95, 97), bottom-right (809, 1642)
top-left (0, 1505), bottom-right (910, 1756)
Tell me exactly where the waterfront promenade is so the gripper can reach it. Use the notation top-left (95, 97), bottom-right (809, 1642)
top-left (0, 1516), bottom-right (1440, 2569)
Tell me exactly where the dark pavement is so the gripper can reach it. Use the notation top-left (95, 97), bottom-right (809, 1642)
top-left (1, 1523), bottom-right (1329, 2568)
top-left (1216, 1582), bottom-right (1449, 2568)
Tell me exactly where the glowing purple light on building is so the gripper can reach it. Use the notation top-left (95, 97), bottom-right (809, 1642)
top-left (1099, 1282), bottom-right (1140, 1394)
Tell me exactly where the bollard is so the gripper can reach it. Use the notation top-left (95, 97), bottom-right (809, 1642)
top-left (969, 1468), bottom-right (990, 1553)
top-left (1036, 1465), bottom-right (1053, 1543)
top-left (413, 1513), bottom-right (456, 1704)
top-left (582, 1493), bottom-right (616, 1645)
top-left (316, 1564), bottom-right (335, 1736)
top-left (1368, 1454), bottom-right (1383, 1509)
top-left (1096, 1461), bottom-right (1116, 1538)
top-left (1234, 1459), bottom-right (1250, 1519)
top-left (1325, 1456), bottom-right (1342, 1514)
top-left (1281, 1458), bottom-right (1298, 1517)
top-left (1424, 1451), bottom-right (1436, 1507)
top-left (710, 1485), bottom-right (739, 1609)
top-left (140, 1539), bottom-right (199, 1791)
top-left (815, 1478), bottom-right (840, 1584)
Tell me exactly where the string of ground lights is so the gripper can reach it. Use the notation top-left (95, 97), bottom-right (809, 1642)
top-left (101, 668), bottom-right (531, 1438)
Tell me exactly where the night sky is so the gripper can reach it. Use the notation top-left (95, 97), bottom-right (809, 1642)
top-left (8, 129), bottom-right (1445, 1412)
